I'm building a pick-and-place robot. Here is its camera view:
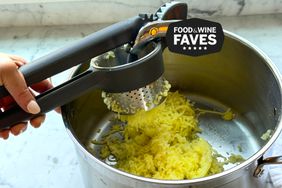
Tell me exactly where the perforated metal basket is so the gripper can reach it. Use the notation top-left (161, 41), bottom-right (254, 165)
top-left (91, 48), bottom-right (170, 114)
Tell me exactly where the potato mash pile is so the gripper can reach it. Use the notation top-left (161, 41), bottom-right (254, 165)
top-left (96, 92), bottom-right (225, 179)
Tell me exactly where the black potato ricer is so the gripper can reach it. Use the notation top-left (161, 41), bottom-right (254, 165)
top-left (0, 2), bottom-right (187, 129)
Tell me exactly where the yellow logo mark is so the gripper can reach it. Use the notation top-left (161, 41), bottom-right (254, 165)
top-left (149, 27), bottom-right (158, 36)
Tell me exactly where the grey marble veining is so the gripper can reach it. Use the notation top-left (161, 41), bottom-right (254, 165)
top-left (0, 13), bottom-right (282, 188)
top-left (0, 0), bottom-right (282, 27)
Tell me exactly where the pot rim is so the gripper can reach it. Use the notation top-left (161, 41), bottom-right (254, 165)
top-left (63, 30), bottom-right (282, 184)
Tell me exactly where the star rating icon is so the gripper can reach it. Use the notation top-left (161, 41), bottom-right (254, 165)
top-left (182, 46), bottom-right (208, 50)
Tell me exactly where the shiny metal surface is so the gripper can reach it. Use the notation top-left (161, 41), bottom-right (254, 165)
top-left (90, 42), bottom-right (166, 114)
top-left (62, 30), bottom-right (282, 188)
top-left (102, 76), bottom-right (170, 114)
top-left (254, 156), bottom-right (282, 177)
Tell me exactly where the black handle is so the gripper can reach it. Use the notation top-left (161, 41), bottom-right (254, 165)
top-left (0, 68), bottom-right (104, 130)
top-left (0, 16), bottom-right (147, 98)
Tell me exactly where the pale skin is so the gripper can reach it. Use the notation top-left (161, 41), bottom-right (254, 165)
top-left (0, 53), bottom-right (56, 139)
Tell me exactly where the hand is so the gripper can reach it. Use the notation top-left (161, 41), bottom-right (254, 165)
top-left (0, 53), bottom-right (53, 139)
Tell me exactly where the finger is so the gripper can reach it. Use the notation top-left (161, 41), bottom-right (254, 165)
top-left (13, 60), bottom-right (25, 67)
top-left (10, 123), bottom-right (28, 136)
top-left (30, 115), bottom-right (46, 128)
top-left (55, 107), bottom-right (61, 114)
top-left (31, 79), bottom-right (53, 93)
top-left (7, 54), bottom-right (27, 64)
top-left (0, 61), bottom-right (40, 114)
top-left (0, 130), bottom-right (10, 140)
top-left (0, 53), bottom-right (27, 65)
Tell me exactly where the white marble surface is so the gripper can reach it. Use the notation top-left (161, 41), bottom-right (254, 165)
top-left (0, 14), bottom-right (282, 188)
top-left (0, 0), bottom-right (282, 27)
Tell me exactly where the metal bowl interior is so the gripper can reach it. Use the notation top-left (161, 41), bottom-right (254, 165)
top-left (62, 31), bottom-right (282, 186)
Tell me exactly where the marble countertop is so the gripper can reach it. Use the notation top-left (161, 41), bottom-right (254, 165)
top-left (0, 13), bottom-right (282, 188)
top-left (0, 0), bottom-right (282, 27)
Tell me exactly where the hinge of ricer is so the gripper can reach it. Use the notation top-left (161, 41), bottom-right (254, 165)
top-left (131, 1), bottom-right (188, 53)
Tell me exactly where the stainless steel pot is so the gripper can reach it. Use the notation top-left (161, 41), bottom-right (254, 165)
top-left (62, 30), bottom-right (282, 188)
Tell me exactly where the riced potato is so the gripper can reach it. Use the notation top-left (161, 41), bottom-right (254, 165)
top-left (99, 92), bottom-right (224, 179)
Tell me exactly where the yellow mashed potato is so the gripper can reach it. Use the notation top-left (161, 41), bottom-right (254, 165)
top-left (99, 92), bottom-right (224, 179)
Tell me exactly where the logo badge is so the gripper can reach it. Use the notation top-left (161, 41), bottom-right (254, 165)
top-left (166, 18), bottom-right (224, 56)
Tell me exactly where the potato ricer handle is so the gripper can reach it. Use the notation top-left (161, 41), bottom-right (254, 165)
top-left (0, 39), bottom-right (164, 130)
top-left (0, 16), bottom-right (148, 98)
top-left (0, 68), bottom-right (103, 130)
